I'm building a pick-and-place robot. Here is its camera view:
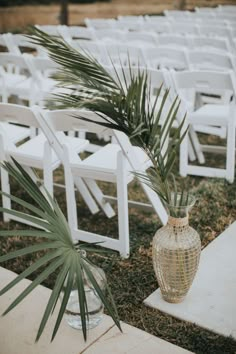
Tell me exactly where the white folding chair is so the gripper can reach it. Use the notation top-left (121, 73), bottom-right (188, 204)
top-left (92, 29), bottom-right (125, 43)
top-left (157, 34), bottom-right (189, 49)
top-left (0, 103), bottom-right (92, 224)
top-left (172, 70), bottom-right (236, 183)
top-left (195, 7), bottom-right (216, 14)
top-left (187, 50), bottom-right (235, 72)
top-left (71, 40), bottom-right (109, 65)
top-left (85, 18), bottom-right (116, 30)
top-left (0, 53), bottom-right (31, 103)
top-left (198, 25), bottom-right (232, 41)
top-left (144, 46), bottom-right (189, 70)
top-left (3, 33), bottom-right (45, 56)
top-left (170, 23), bottom-right (199, 36)
top-left (104, 44), bottom-right (146, 66)
top-left (141, 22), bottom-right (171, 34)
top-left (35, 25), bottom-right (60, 37)
top-left (124, 31), bottom-right (157, 47)
top-left (112, 21), bottom-right (142, 31)
top-left (117, 15), bottom-right (144, 23)
top-left (34, 108), bottom-right (167, 258)
top-left (58, 26), bottom-right (95, 43)
top-left (189, 35), bottom-right (231, 54)
top-left (144, 15), bottom-right (171, 24)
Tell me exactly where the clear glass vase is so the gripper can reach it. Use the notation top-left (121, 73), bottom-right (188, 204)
top-left (62, 254), bottom-right (107, 330)
top-left (152, 193), bottom-right (201, 303)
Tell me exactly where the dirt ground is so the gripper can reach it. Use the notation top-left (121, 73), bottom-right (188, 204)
top-left (0, 0), bottom-right (236, 32)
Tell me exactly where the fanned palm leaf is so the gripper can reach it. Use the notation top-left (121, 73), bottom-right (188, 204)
top-left (0, 158), bottom-right (120, 341)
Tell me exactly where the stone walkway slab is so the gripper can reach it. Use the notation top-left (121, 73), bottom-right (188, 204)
top-left (0, 266), bottom-right (192, 354)
top-left (144, 221), bottom-right (236, 339)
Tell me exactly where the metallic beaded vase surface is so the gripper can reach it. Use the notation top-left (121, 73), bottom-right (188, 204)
top-left (152, 195), bottom-right (201, 303)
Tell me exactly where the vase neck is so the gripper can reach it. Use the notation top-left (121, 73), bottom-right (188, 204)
top-left (168, 215), bottom-right (189, 227)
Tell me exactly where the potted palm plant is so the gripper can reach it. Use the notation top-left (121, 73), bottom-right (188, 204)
top-left (28, 28), bottom-right (201, 304)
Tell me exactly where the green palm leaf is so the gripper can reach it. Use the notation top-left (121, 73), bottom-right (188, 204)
top-left (0, 160), bottom-right (120, 341)
top-left (28, 27), bottom-right (189, 206)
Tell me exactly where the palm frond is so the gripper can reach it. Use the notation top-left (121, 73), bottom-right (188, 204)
top-left (0, 159), bottom-right (120, 341)
top-left (29, 28), bottom-right (189, 206)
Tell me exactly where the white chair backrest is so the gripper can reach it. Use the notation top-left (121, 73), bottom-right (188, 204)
top-left (27, 56), bottom-right (60, 82)
top-left (58, 25), bottom-right (95, 42)
top-left (0, 34), bottom-right (7, 49)
top-left (93, 29), bottom-right (125, 42)
top-left (171, 70), bottom-right (236, 111)
top-left (141, 22), bottom-right (171, 34)
top-left (157, 34), bottom-right (188, 48)
top-left (144, 15), bottom-right (171, 23)
top-left (33, 107), bottom-right (114, 162)
top-left (124, 31), bottom-right (157, 46)
top-left (85, 18), bottom-right (116, 29)
top-left (187, 50), bottom-right (234, 72)
top-left (170, 23), bottom-right (199, 35)
top-left (105, 44), bottom-right (146, 66)
top-left (109, 66), bottom-right (168, 92)
top-left (71, 40), bottom-right (109, 64)
top-left (112, 21), bottom-right (142, 31)
top-left (0, 103), bottom-right (40, 129)
top-left (0, 52), bottom-right (29, 73)
top-left (189, 35), bottom-right (231, 53)
top-left (35, 107), bottom-right (148, 176)
top-left (144, 46), bottom-right (189, 70)
top-left (195, 7), bottom-right (216, 13)
top-left (117, 15), bottom-right (144, 23)
top-left (35, 25), bottom-right (60, 36)
top-left (198, 25), bottom-right (232, 40)
top-left (4, 33), bottom-right (42, 55)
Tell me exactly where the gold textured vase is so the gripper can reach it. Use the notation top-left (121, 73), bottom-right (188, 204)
top-left (152, 194), bottom-right (201, 303)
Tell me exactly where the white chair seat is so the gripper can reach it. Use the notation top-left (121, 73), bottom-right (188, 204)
top-left (71, 143), bottom-right (151, 182)
top-left (8, 134), bottom-right (88, 169)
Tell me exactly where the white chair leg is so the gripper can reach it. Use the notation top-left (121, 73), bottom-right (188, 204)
top-left (84, 178), bottom-right (116, 218)
top-left (225, 117), bottom-right (235, 183)
top-left (1, 167), bottom-right (11, 222)
top-left (179, 130), bottom-right (189, 177)
top-left (116, 151), bottom-right (130, 258)
top-left (64, 163), bottom-right (79, 234)
top-left (73, 176), bottom-right (100, 215)
top-left (63, 147), bottom-right (99, 215)
top-left (141, 183), bottom-right (168, 225)
top-left (43, 142), bottom-right (54, 196)
top-left (188, 140), bottom-right (196, 162)
top-left (189, 126), bottom-right (205, 164)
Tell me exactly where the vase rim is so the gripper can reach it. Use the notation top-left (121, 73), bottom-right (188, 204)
top-left (165, 192), bottom-right (196, 209)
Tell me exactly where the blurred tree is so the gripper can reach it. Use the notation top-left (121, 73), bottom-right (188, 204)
top-left (60, 0), bottom-right (68, 25)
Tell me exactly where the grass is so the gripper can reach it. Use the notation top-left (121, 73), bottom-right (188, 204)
top-left (0, 148), bottom-right (236, 353)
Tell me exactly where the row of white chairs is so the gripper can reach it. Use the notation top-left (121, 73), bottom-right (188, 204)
top-left (37, 21), bottom-right (236, 42)
top-left (1, 57), bottom-right (236, 183)
top-left (1, 31), bottom-right (235, 57)
top-left (1, 68), bottom-right (236, 256)
top-left (1, 34), bottom-right (236, 182)
top-left (0, 103), bottom-right (168, 258)
top-left (1, 46), bottom-right (236, 111)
